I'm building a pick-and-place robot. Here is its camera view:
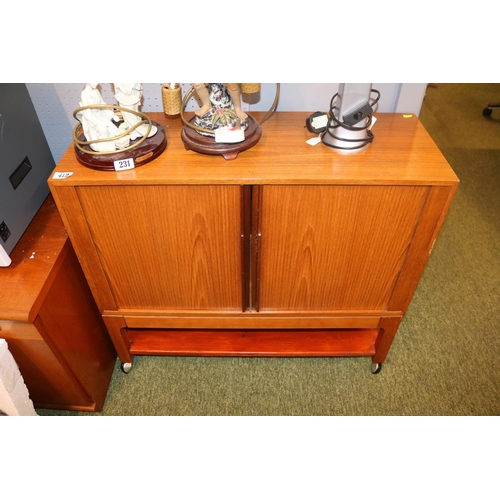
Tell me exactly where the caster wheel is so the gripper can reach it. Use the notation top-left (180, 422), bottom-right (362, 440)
top-left (121, 362), bottom-right (133, 374)
top-left (371, 362), bottom-right (382, 375)
top-left (483, 107), bottom-right (492, 117)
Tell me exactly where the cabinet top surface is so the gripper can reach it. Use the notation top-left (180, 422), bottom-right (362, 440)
top-left (49, 112), bottom-right (459, 187)
top-left (0, 196), bottom-right (69, 321)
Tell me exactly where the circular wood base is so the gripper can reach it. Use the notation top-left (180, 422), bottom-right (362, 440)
top-left (181, 115), bottom-right (262, 160)
top-left (74, 122), bottom-right (167, 171)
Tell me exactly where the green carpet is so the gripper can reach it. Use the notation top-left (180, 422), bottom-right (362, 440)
top-left (37, 84), bottom-right (500, 416)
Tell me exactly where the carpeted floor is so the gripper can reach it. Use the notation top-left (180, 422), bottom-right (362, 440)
top-left (37, 84), bottom-right (500, 416)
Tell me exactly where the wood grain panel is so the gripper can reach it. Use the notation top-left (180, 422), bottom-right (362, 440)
top-left (4, 324), bottom-right (94, 409)
top-left (123, 313), bottom-right (381, 329)
top-left (388, 186), bottom-right (458, 311)
top-left (0, 196), bottom-right (68, 322)
top-left (50, 113), bottom-right (460, 187)
top-left (257, 185), bottom-right (429, 311)
top-left (0, 321), bottom-right (42, 340)
top-left (77, 185), bottom-right (243, 311)
top-left (34, 243), bottom-right (116, 409)
top-left (50, 187), bottom-right (118, 311)
top-left (128, 329), bottom-right (378, 357)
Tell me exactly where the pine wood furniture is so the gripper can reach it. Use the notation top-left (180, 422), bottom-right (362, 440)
top-left (48, 112), bottom-right (459, 373)
top-left (0, 196), bottom-right (116, 411)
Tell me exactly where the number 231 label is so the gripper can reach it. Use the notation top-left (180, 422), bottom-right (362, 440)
top-left (114, 158), bottom-right (135, 171)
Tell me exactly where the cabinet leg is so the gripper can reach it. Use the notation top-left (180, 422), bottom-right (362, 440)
top-left (102, 315), bottom-right (133, 364)
top-left (372, 316), bottom-right (402, 365)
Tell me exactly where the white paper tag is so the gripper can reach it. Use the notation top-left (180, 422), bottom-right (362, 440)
top-left (306, 136), bottom-right (322, 146)
top-left (215, 128), bottom-right (245, 143)
top-left (114, 158), bottom-right (135, 171)
top-left (52, 172), bottom-right (73, 179)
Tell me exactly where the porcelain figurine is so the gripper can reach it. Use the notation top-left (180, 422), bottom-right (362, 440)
top-left (192, 83), bottom-right (248, 136)
top-left (114, 83), bottom-right (157, 139)
top-left (76, 83), bottom-right (124, 152)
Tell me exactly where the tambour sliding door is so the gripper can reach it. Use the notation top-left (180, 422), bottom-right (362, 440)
top-left (76, 183), bottom-right (430, 315)
top-left (77, 184), bottom-right (245, 312)
top-left (254, 184), bottom-right (429, 312)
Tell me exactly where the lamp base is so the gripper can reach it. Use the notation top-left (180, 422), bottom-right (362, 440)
top-left (74, 122), bottom-right (167, 171)
top-left (181, 115), bottom-right (261, 160)
top-left (322, 120), bottom-right (371, 154)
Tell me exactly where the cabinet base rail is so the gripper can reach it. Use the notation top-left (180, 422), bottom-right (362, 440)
top-left (127, 328), bottom-right (378, 357)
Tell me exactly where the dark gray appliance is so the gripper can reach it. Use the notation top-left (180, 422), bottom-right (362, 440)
top-left (0, 83), bottom-right (55, 266)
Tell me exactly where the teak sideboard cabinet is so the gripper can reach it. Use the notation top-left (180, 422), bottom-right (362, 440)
top-left (49, 112), bottom-right (459, 374)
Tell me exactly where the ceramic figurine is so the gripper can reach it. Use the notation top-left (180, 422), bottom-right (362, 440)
top-left (76, 83), bottom-right (124, 152)
top-left (192, 83), bottom-right (248, 136)
top-left (114, 83), bottom-right (157, 139)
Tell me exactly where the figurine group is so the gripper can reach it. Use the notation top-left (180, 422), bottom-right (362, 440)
top-left (76, 83), bottom-right (248, 151)
top-left (76, 83), bottom-right (157, 152)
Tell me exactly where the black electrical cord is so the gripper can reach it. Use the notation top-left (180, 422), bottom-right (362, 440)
top-left (321, 88), bottom-right (380, 151)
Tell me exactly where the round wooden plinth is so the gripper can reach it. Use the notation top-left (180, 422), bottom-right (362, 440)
top-left (181, 115), bottom-right (262, 160)
top-left (74, 122), bottom-right (167, 171)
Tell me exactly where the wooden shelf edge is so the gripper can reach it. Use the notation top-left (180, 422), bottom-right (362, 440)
top-left (128, 329), bottom-right (377, 357)
top-left (34, 401), bottom-right (98, 412)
